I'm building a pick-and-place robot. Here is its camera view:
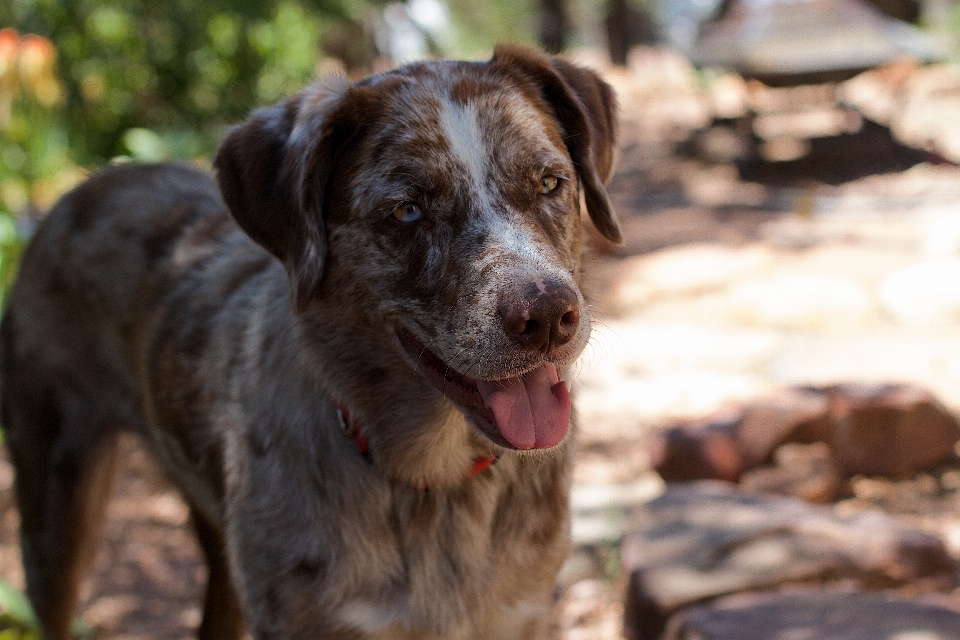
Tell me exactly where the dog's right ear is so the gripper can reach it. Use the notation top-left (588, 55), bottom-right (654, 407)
top-left (215, 75), bottom-right (353, 313)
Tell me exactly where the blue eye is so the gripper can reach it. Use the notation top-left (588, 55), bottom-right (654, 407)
top-left (539, 175), bottom-right (560, 194)
top-left (391, 202), bottom-right (423, 223)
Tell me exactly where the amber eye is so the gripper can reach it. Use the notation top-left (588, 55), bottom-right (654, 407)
top-left (391, 202), bottom-right (423, 223)
top-left (539, 175), bottom-right (560, 194)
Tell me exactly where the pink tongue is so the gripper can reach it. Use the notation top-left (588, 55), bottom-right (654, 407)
top-left (475, 364), bottom-right (571, 449)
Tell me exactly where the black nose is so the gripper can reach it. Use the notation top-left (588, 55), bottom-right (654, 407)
top-left (499, 280), bottom-right (581, 353)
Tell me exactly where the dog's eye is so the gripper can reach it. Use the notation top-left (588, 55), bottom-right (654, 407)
top-left (539, 175), bottom-right (560, 194)
top-left (391, 203), bottom-right (423, 223)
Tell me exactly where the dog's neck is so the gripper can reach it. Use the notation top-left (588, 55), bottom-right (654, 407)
top-left (334, 398), bottom-right (497, 489)
top-left (291, 302), bottom-right (506, 487)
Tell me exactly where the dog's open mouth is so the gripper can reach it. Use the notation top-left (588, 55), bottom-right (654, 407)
top-left (396, 327), bottom-right (571, 450)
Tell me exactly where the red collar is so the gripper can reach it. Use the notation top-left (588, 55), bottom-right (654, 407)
top-left (335, 402), bottom-right (496, 487)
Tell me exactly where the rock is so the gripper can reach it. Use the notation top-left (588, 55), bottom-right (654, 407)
top-left (739, 442), bottom-right (841, 503)
top-left (651, 382), bottom-right (960, 483)
top-left (651, 387), bottom-right (832, 482)
top-left (692, 0), bottom-right (942, 87)
top-left (649, 410), bottom-right (744, 482)
top-left (824, 382), bottom-right (960, 476)
top-left (660, 589), bottom-right (960, 640)
top-left (838, 58), bottom-right (919, 127)
top-left (839, 61), bottom-right (960, 163)
top-left (621, 482), bottom-right (956, 640)
top-left (892, 64), bottom-right (960, 163)
top-left (735, 387), bottom-right (834, 465)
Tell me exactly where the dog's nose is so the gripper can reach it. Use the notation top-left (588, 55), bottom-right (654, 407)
top-left (499, 280), bottom-right (581, 353)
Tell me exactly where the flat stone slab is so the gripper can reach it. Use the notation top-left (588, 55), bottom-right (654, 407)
top-left (662, 589), bottom-right (960, 640)
top-left (622, 482), bottom-right (956, 640)
top-left (692, 0), bottom-right (942, 86)
top-left (651, 382), bottom-right (960, 484)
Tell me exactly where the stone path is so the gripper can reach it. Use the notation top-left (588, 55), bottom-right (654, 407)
top-left (561, 48), bottom-right (960, 639)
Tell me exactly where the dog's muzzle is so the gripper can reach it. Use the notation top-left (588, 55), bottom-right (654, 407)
top-left (396, 326), bottom-right (572, 450)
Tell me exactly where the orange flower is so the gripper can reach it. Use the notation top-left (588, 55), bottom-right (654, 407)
top-left (0, 28), bottom-right (18, 84)
top-left (0, 29), bottom-right (17, 126)
top-left (18, 34), bottom-right (54, 81)
top-left (18, 34), bottom-right (62, 106)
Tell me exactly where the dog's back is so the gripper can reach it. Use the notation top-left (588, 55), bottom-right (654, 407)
top-left (3, 163), bottom-right (249, 356)
top-left (1, 163), bottom-right (265, 637)
top-left (1, 162), bottom-right (266, 441)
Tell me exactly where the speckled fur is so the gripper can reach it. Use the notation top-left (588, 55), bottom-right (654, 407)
top-left (0, 45), bottom-right (620, 639)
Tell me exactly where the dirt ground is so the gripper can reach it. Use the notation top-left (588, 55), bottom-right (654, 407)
top-left (5, 48), bottom-right (960, 639)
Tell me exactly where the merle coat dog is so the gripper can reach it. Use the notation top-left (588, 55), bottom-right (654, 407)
top-left (0, 44), bottom-right (621, 639)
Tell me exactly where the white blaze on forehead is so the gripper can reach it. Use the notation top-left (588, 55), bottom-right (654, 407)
top-left (437, 93), bottom-right (557, 207)
top-left (437, 95), bottom-right (574, 283)
top-left (439, 99), bottom-right (491, 207)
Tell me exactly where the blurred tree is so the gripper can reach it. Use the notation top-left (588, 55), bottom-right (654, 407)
top-left (865, 0), bottom-right (920, 22)
top-left (539, 0), bottom-right (571, 52)
top-left (605, 0), bottom-right (656, 65)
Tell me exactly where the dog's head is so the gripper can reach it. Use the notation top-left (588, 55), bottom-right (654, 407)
top-left (215, 45), bottom-right (619, 452)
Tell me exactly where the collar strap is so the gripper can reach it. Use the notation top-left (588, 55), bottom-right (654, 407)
top-left (335, 402), bottom-right (371, 460)
top-left (335, 402), bottom-right (497, 486)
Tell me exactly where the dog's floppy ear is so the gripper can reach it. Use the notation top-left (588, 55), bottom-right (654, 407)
top-left (215, 75), bottom-right (353, 312)
top-left (491, 44), bottom-right (622, 244)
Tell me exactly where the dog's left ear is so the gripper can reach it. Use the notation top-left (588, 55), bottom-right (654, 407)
top-left (491, 44), bottom-right (622, 244)
top-left (215, 75), bottom-right (355, 312)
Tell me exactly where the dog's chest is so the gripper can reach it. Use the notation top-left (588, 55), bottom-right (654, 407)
top-left (293, 454), bottom-right (571, 638)
top-left (335, 595), bottom-right (551, 639)
top-left (332, 486), bottom-right (564, 638)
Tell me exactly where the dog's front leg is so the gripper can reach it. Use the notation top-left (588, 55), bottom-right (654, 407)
top-left (221, 425), bottom-right (403, 639)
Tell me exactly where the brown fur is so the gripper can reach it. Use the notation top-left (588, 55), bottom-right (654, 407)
top-left (0, 45), bottom-right (619, 639)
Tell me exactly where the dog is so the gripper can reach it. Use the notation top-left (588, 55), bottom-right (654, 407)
top-left (0, 44), bottom-right (621, 639)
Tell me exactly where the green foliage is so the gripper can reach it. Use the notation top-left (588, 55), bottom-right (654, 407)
top-left (0, 578), bottom-right (38, 639)
top-left (0, 0), bottom-right (393, 303)
top-left (0, 576), bottom-right (92, 639)
top-left (0, 618), bottom-right (38, 640)
top-left (2, 0), bottom-right (383, 165)
top-left (0, 216), bottom-right (23, 308)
